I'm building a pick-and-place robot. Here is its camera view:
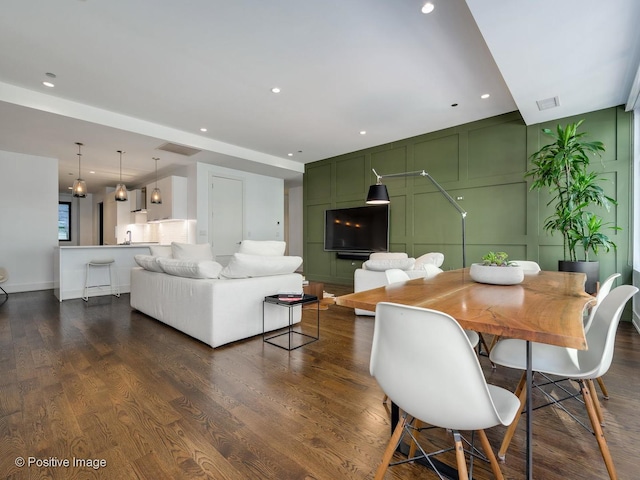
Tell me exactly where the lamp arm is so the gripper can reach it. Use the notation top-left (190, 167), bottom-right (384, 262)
top-left (371, 168), bottom-right (467, 267)
top-left (421, 172), bottom-right (467, 218)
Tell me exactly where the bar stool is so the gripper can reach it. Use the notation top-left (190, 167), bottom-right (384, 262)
top-left (83, 259), bottom-right (120, 301)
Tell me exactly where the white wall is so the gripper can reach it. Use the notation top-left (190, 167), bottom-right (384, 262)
top-left (632, 109), bottom-right (639, 331)
top-left (0, 150), bottom-right (58, 292)
top-left (58, 192), bottom-right (94, 246)
top-left (189, 162), bottom-right (285, 245)
top-left (287, 186), bottom-right (303, 257)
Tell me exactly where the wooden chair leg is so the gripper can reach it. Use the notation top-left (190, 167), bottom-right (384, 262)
top-left (375, 415), bottom-right (407, 480)
top-left (498, 374), bottom-right (527, 460)
top-left (597, 376), bottom-right (610, 400)
top-left (478, 429), bottom-right (505, 480)
top-left (587, 379), bottom-right (605, 426)
top-left (580, 380), bottom-right (618, 480)
top-left (452, 431), bottom-right (469, 480)
top-left (407, 419), bottom-right (423, 459)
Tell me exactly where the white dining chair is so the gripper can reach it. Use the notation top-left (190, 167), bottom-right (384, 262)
top-left (489, 285), bottom-right (638, 480)
top-left (511, 260), bottom-right (541, 273)
top-left (384, 268), bottom-right (410, 284)
top-left (583, 272), bottom-right (621, 401)
top-left (370, 302), bottom-right (520, 480)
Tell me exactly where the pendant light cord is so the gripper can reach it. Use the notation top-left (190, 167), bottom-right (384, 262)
top-left (118, 150), bottom-right (124, 182)
top-left (76, 142), bottom-right (83, 178)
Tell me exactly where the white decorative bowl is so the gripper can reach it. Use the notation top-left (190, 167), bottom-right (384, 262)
top-left (469, 263), bottom-right (524, 285)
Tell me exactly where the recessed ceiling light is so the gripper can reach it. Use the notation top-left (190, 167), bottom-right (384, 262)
top-left (421, 2), bottom-right (435, 14)
top-left (200, 127), bottom-right (207, 132)
top-left (271, 87), bottom-right (281, 94)
top-left (481, 93), bottom-right (490, 99)
top-left (42, 81), bottom-right (54, 88)
top-left (360, 131), bottom-right (367, 135)
top-left (287, 153), bottom-right (293, 156)
top-left (89, 171), bottom-right (95, 174)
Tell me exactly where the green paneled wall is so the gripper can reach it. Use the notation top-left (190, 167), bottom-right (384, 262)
top-left (304, 108), bottom-right (632, 287)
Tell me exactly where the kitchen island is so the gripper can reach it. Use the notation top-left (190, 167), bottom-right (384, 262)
top-left (54, 245), bottom-right (156, 301)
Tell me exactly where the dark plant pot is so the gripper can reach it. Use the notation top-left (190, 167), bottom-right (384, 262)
top-left (558, 260), bottom-right (599, 295)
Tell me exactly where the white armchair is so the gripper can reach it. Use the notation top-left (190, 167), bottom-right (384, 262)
top-left (353, 252), bottom-right (444, 316)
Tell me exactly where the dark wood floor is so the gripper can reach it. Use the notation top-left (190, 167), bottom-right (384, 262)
top-left (0, 286), bottom-right (639, 479)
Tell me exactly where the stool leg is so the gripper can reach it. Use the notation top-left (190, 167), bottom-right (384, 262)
top-left (83, 263), bottom-right (90, 301)
top-left (111, 263), bottom-right (120, 298)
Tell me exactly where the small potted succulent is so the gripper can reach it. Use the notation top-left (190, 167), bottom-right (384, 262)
top-left (470, 251), bottom-right (524, 285)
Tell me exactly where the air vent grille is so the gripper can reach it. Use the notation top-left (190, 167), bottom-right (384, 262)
top-left (536, 96), bottom-right (560, 111)
top-left (157, 142), bottom-right (201, 156)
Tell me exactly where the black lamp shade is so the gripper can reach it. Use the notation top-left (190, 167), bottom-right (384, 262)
top-left (366, 184), bottom-right (390, 204)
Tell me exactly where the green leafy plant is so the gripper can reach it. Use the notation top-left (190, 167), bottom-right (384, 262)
top-left (568, 212), bottom-right (620, 262)
top-left (525, 120), bottom-right (618, 261)
top-left (481, 251), bottom-right (513, 266)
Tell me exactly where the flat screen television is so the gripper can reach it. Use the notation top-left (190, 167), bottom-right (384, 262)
top-left (324, 204), bottom-right (389, 253)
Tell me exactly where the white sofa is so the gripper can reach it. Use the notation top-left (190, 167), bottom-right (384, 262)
top-left (130, 241), bottom-right (304, 348)
top-left (353, 252), bottom-right (444, 316)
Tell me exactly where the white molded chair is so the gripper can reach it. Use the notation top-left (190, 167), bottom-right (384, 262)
top-left (384, 269), bottom-right (480, 348)
top-left (0, 267), bottom-right (8, 300)
top-left (511, 260), bottom-right (541, 273)
top-left (384, 268), bottom-right (410, 284)
top-left (583, 272), bottom-right (621, 400)
top-left (371, 303), bottom-right (520, 480)
top-left (489, 285), bottom-right (638, 480)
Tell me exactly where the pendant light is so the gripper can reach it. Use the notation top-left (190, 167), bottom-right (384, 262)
top-left (149, 157), bottom-right (162, 204)
top-left (114, 150), bottom-right (128, 201)
top-left (72, 142), bottom-right (87, 198)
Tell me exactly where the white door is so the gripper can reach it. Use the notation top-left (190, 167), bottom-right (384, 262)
top-left (209, 174), bottom-right (243, 265)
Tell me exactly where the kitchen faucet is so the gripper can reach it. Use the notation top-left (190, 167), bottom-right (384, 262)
top-left (126, 230), bottom-right (132, 245)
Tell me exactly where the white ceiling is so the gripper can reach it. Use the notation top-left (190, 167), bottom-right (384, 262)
top-left (0, 0), bottom-right (638, 194)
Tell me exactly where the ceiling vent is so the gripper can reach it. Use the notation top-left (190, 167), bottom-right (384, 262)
top-left (536, 96), bottom-right (560, 111)
top-left (157, 142), bottom-right (201, 156)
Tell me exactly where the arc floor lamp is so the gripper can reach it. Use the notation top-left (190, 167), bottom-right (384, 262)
top-left (366, 169), bottom-right (467, 267)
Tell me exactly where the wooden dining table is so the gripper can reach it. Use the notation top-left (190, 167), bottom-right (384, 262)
top-left (335, 268), bottom-right (595, 480)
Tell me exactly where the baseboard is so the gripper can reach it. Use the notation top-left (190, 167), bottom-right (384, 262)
top-left (2, 280), bottom-right (54, 294)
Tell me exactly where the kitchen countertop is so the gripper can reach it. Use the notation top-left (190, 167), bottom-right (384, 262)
top-left (56, 244), bottom-right (160, 249)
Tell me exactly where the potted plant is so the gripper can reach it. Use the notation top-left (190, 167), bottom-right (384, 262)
top-left (470, 251), bottom-right (524, 285)
top-left (525, 120), bottom-right (618, 293)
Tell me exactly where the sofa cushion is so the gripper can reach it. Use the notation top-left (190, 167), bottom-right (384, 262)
top-left (220, 253), bottom-right (302, 278)
top-left (156, 257), bottom-right (223, 279)
top-left (171, 242), bottom-right (214, 261)
top-left (238, 240), bottom-right (286, 256)
top-left (134, 254), bottom-right (164, 273)
top-left (414, 252), bottom-right (445, 269)
top-left (363, 258), bottom-right (415, 271)
top-left (369, 252), bottom-right (408, 261)
top-left (149, 245), bottom-right (172, 258)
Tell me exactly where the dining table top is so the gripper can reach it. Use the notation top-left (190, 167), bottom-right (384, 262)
top-left (335, 268), bottom-right (595, 350)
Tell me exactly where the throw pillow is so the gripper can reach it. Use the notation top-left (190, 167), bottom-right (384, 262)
top-left (148, 245), bottom-right (172, 258)
top-left (414, 252), bottom-right (445, 269)
top-left (134, 254), bottom-right (164, 273)
top-left (238, 240), bottom-right (286, 256)
top-left (363, 258), bottom-right (416, 272)
top-left (156, 257), bottom-right (223, 279)
top-left (219, 253), bottom-right (302, 279)
top-left (171, 242), bottom-right (214, 261)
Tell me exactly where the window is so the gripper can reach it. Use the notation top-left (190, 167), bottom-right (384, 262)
top-left (58, 202), bottom-right (71, 241)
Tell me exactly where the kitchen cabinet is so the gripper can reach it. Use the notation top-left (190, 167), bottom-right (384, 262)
top-left (103, 194), bottom-right (132, 244)
top-left (146, 176), bottom-right (187, 221)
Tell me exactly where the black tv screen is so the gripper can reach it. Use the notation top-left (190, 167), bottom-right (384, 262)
top-left (324, 205), bottom-right (389, 252)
